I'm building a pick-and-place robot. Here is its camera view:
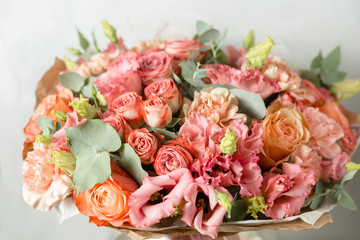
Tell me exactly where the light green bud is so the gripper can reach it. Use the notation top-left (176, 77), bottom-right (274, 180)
top-left (101, 19), bottom-right (117, 44)
top-left (220, 129), bottom-right (237, 156)
top-left (215, 189), bottom-right (232, 218)
top-left (330, 79), bottom-right (360, 102)
top-left (96, 92), bottom-right (107, 106)
top-left (48, 151), bottom-right (76, 176)
top-left (35, 135), bottom-right (52, 146)
top-left (69, 95), bottom-right (98, 119)
top-left (63, 56), bottom-right (77, 70)
top-left (67, 48), bottom-right (82, 56)
top-left (245, 35), bottom-right (275, 68)
top-left (51, 110), bottom-right (67, 122)
top-left (244, 193), bottom-right (268, 219)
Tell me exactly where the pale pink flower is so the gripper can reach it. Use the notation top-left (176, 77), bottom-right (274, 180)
top-left (291, 145), bottom-right (322, 180)
top-left (129, 168), bottom-right (194, 228)
top-left (262, 163), bottom-right (316, 219)
top-left (181, 87), bottom-right (247, 127)
top-left (23, 143), bottom-right (74, 211)
top-left (304, 107), bottom-right (344, 159)
top-left (131, 39), bottom-right (166, 53)
top-left (178, 113), bottom-right (222, 158)
top-left (321, 152), bottom-right (351, 182)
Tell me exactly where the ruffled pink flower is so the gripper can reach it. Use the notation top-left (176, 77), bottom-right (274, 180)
top-left (304, 107), bottom-right (344, 159)
top-left (102, 114), bottom-right (132, 143)
top-left (129, 168), bottom-right (194, 228)
top-left (178, 113), bottom-right (222, 158)
top-left (191, 153), bottom-right (262, 198)
top-left (321, 152), bottom-right (351, 182)
top-left (262, 163), bottom-right (316, 219)
top-left (102, 37), bottom-right (128, 60)
top-left (224, 46), bottom-right (247, 69)
top-left (137, 50), bottom-right (173, 85)
top-left (94, 52), bottom-right (142, 106)
top-left (51, 111), bottom-right (86, 153)
top-left (202, 64), bottom-right (280, 99)
top-left (181, 177), bottom-right (232, 239)
top-left (291, 145), bottom-right (322, 180)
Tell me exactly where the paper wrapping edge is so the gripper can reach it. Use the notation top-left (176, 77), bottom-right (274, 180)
top-left (24, 58), bottom-right (360, 239)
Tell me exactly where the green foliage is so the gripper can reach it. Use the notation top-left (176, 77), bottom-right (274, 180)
top-left (59, 72), bottom-right (87, 92)
top-left (77, 28), bottom-right (90, 51)
top-left (180, 61), bottom-right (210, 87)
top-left (36, 117), bottom-right (55, 135)
top-left (215, 189), bottom-right (232, 218)
top-left (63, 56), bottom-right (77, 70)
top-left (92, 31), bottom-right (101, 53)
top-left (226, 199), bottom-right (248, 221)
top-left (69, 95), bottom-right (98, 119)
top-left (243, 29), bottom-right (255, 51)
top-left (101, 19), bottom-right (117, 44)
top-left (301, 46), bottom-right (346, 87)
top-left (65, 120), bottom-right (121, 195)
top-left (146, 126), bottom-right (178, 140)
top-left (67, 48), bottom-right (82, 56)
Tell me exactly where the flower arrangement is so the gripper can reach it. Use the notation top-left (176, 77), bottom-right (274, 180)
top-left (22, 20), bottom-right (360, 239)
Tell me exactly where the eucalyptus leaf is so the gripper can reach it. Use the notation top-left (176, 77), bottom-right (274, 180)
top-left (226, 199), bottom-right (248, 221)
top-left (72, 146), bottom-right (111, 195)
top-left (339, 170), bottom-right (358, 189)
top-left (300, 70), bottom-right (320, 87)
top-left (199, 29), bottom-right (220, 44)
top-left (36, 117), bottom-right (55, 135)
top-left (215, 28), bottom-right (228, 52)
top-left (320, 71), bottom-right (347, 85)
top-left (147, 127), bottom-right (178, 140)
top-left (81, 77), bottom-right (97, 98)
top-left (77, 29), bottom-right (90, 51)
top-left (334, 188), bottom-right (357, 211)
top-left (116, 144), bottom-right (148, 185)
top-left (172, 73), bottom-right (183, 84)
top-left (229, 88), bottom-right (266, 120)
top-left (243, 29), bottom-right (255, 51)
top-left (311, 51), bottom-right (323, 70)
top-left (59, 72), bottom-right (87, 92)
top-left (92, 31), bottom-right (101, 53)
top-left (180, 61), bottom-right (209, 87)
top-left (196, 21), bottom-right (212, 36)
top-left (321, 45), bottom-right (341, 71)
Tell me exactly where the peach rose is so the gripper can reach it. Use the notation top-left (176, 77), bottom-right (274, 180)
top-left (102, 114), bottom-right (132, 143)
top-left (144, 78), bottom-right (182, 113)
top-left (164, 39), bottom-right (202, 62)
top-left (131, 39), bottom-right (166, 53)
top-left (22, 143), bottom-right (74, 211)
top-left (152, 142), bottom-right (193, 175)
top-left (260, 104), bottom-right (310, 169)
top-left (142, 97), bottom-right (172, 128)
top-left (137, 51), bottom-right (173, 85)
top-left (127, 128), bottom-right (164, 164)
top-left (74, 53), bottom-right (110, 77)
top-left (111, 92), bottom-right (144, 129)
top-left (182, 87), bottom-right (246, 127)
top-left (291, 145), bottom-right (322, 180)
top-left (73, 162), bottom-right (138, 227)
top-left (321, 152), bottom-right (351, 183)
top-left (24, 89), bottom-right (73, 144)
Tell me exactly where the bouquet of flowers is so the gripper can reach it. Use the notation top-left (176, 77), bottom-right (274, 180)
top-left (22, 20), bottom-right (360, 239)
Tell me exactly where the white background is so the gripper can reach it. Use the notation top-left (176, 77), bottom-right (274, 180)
top-left (0, 0), bottom-right (360, 239)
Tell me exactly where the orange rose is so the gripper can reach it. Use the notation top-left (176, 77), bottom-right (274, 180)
top-left (260, 104), bottom-right (310, 169)
top-left (102, 114), bottom-right (132, 143)
top-left (73, 161), bottom-right (138, 227)
top-left (24, 89), bottom-right (73, 144)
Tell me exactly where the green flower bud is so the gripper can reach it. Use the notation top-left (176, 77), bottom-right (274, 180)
top-left (69, 95), bottom-right (98, 119)
top-left (51, 110), bottom-right (67, 122)
top-left (346, 162), bottom-right (360, 173)
top-left (220, 129), bottom-right (237, 156)
top-left (49, 151), bottom-right (76, 176)
top-left (215, 189), bottom-right (232, 218)
top-left (67, 48), bottom-right (82, 56)
top-left (330, 79), bottom-right (360, 102)
top-left (63, 56), bottom-right (77, 70)
top-left (35, 135), bottom-right (52, 146)
top-left (244, 193), bottom-right (268, 219)
top-left (243, 29), bottom-right (255, 51)
top-left (101, 19), bottom-right (117, 44)
top-left (96, 92), bottom-right (107, 106)
top-left (245, 35), bottom-right (275, 68)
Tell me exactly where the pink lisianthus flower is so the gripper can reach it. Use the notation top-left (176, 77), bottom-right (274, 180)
top-left (224, 46), bottom-right (247, 69)
top-left (128, 168), bottom-right (194, 228)
top-left (304, 107), bottom-right (344, 159)
top-left (51, 111), bottom-right (87, 153)
top-left (202, 64), bottom-right (280, 99)
top-left (191, 153), bottom-right (262, 198)
top-left (102, 37), bottom-right (128, 60)
top-left (321, 152), bottom-right (351, 183)
top-left (178, 113), bottom-right (222, 158)
top-left (181, 177), bottom-right (232, 239)
top-left (262, 163), bottom-right (316, 219)
top-left (291, 145), bottom-right (322, 180)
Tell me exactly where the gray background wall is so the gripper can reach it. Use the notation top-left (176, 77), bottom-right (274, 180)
top-left (0, 0), bottom-right (359, 239)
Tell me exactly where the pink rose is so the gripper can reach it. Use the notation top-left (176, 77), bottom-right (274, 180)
top-left (131, 39), bottom-right (166, 53)
top-left (22, 143), bottom-right (74, 211)
top-left (127, 128), bottom-right (164, 165)
top-left (202, 64), bottom-right (281, 99)
top-left (108, 51), bottom-right (139, 74)
top-left (304, 107), bottom-right (344, 159)
top-left (102, 114), bottom-right (132, 143)
top-left (137, 51), bottom-right (173, 85)
top-left (152, 141), bottom-right (193, 175)
top-left (321, 152), bottom-right (351, 182)
top-left (165, 39), bottom-right (202, 63)
top-left (181, 177), bottom-right (232, 239)
top-left (142, 96), bottom-right (172, 128)
top-left (102, 37), bottom-right (128, 60)
top-left (111, 92), bottom-right (144, 129)
top-left (74, 53), bottom-right (110, 77)
top-left (262, 163), bottom-right (316, 219)
top-left (178, 113), bottom-right (222, 158)
top-left (291, 145), bottom-right (322, 180)
top-left (129, 168), bottom-right (194, 228)
top-left (144, 78), bottom-right (182, 113)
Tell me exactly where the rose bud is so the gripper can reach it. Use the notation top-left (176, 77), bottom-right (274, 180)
top-left (142, 97), bottom-right (172, 128)
top-left (144, 78), bottom-right (182, 113)
top-left (102, 114), bottom-right (132, 143)
top-left (111, 92), bottom-right (144, 129)
top-left (152, 143), bottom-right (193, 175)
top-left (137, 51), bottom-right (173, 86)
top-left (127, 128), bottom-right (164, 165)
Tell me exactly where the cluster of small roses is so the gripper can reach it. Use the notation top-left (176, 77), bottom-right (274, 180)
top-left (22, 24), bottom-right (358, 239)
